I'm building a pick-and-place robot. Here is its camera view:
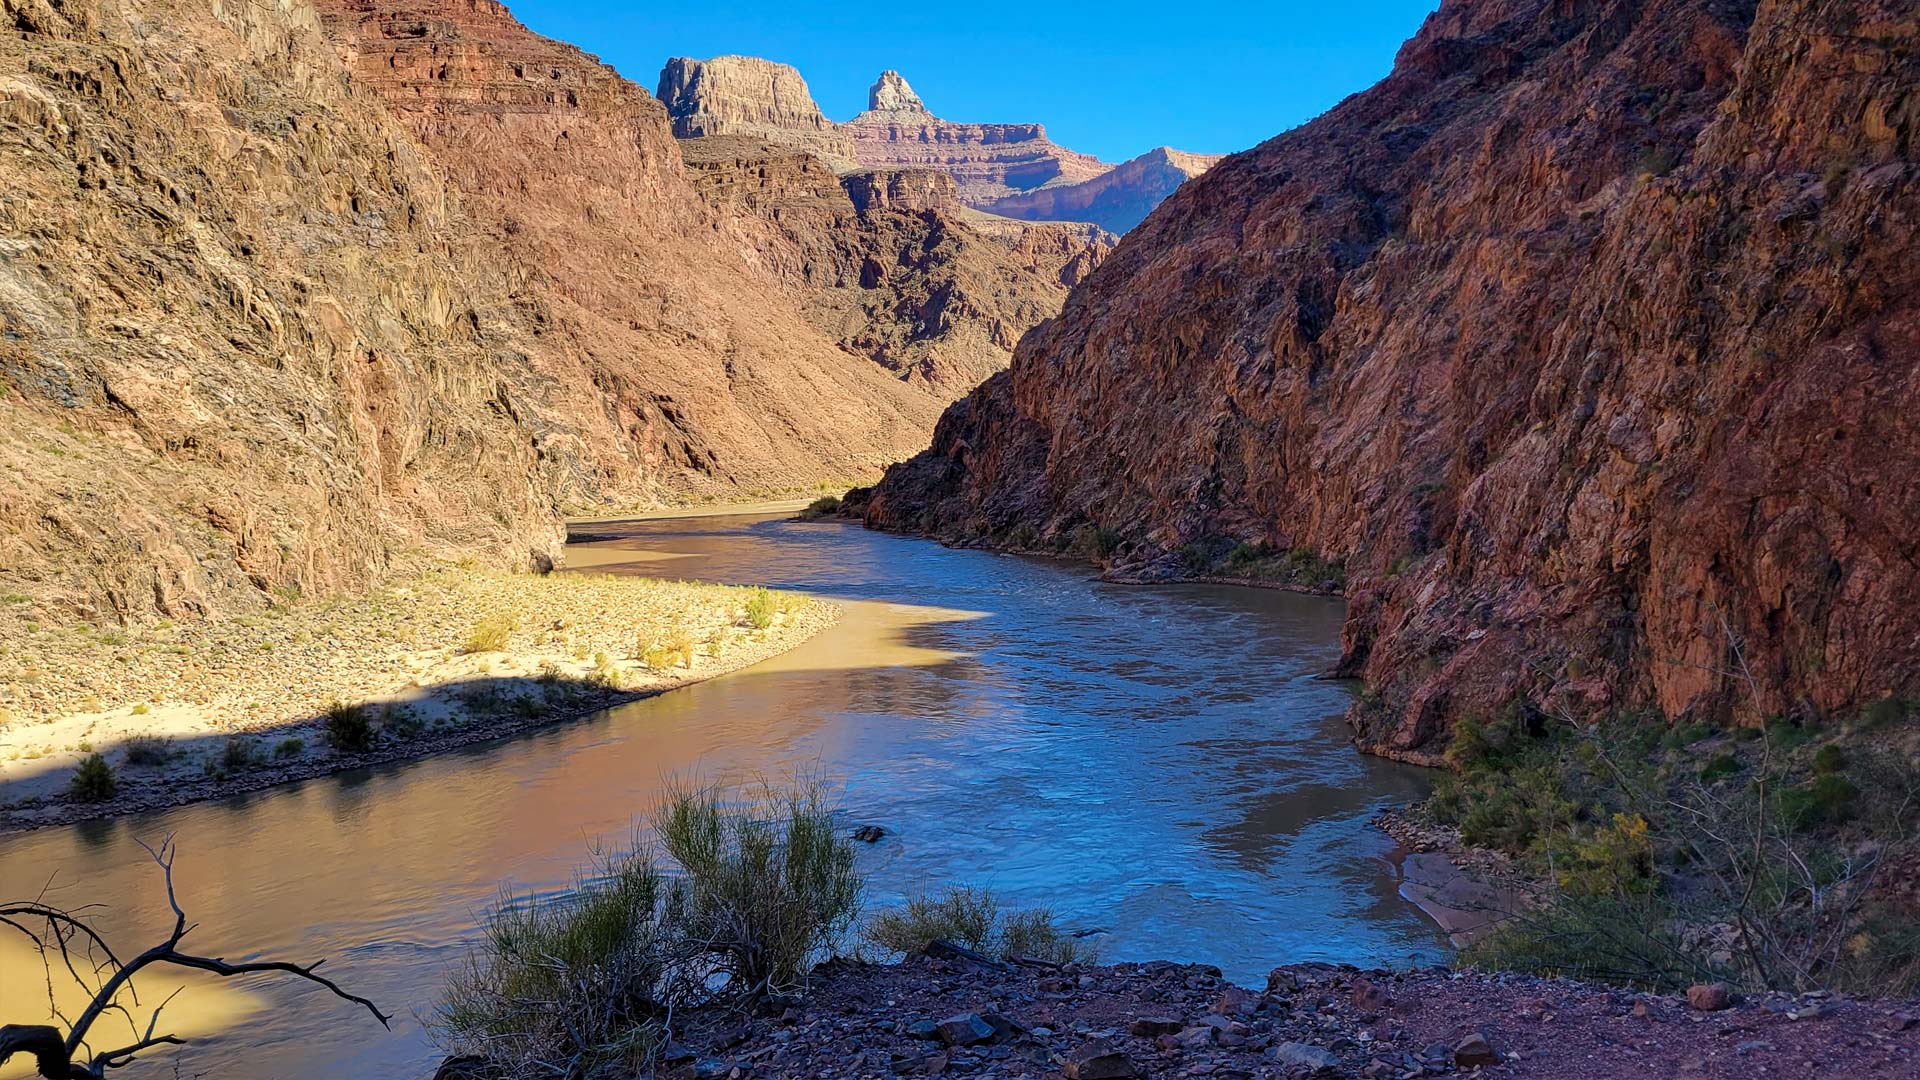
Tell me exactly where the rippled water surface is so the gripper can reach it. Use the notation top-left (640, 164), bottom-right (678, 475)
top-left (0, 513), bottom-right (1443, 1078)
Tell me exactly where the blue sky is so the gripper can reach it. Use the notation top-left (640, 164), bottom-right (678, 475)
top-left (508, 2), bottom-right (1442, 163)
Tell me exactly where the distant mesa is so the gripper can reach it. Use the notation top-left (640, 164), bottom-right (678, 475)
top-left (656, 55), bottom-right (860, 171)
top-left (655, 57), bottom-right (1218, 231)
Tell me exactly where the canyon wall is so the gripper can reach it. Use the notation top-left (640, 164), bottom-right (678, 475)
top-left (864, 0), bottom-right (1920, 754)
top-left (0, 0), bottom-right (945, 623)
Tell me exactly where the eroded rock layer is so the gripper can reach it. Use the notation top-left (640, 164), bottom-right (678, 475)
top-left (0, 0), bottom-right (943, 622)
top-left (680, 134), bottom-right (1113, 393)
top-left (979, 146), bottom-right (1226, 234)
top-left (656, 55), bottom-right (859, 171)
top-left (864, 0), bottom-right (1920, 753)
top-left (841, 70), bottom-right (1113, 202)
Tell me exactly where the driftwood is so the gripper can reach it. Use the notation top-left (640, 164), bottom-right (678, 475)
top-left (0, 836), bottom-right (388, 1079)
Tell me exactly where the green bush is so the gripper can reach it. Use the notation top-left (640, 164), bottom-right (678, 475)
top-left (438, 849), bottom-right (668, 1078)
top-left (799, 495), bottom-right (842, 520)
top-left (220, 737), bottom-right (260, 773)
top-left (743, 588), bottom-right (778, 631)
top-left (123, 734), bottom-right (174, 767)
top-left (325, 700), bottom-right (374, 752)
top-left (274, 736), bottom-right (305, 759)
top-left (1074, 525), bottom-right (1121, 560)
top-left (1434, 708), bottom-right (1919, 995)
top-left (463, 613), bottom-right (517, 654)
top-left (863, 885), bottom-right (1094, 966)
top-left (435, 782), bottom-right (862, 1074)
top-left (657, 782), bottom-right (861, 997)
top-left (70, 752), bottom-right (116, 801)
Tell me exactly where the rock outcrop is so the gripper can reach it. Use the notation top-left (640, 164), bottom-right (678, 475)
top-left (979, 146), bottom-right (1225, 234)
top-left (864, 0), bottom-right (1920, 752)
top-left (656, 55), bottom-right (859, 171)
top-left (0, 0), bottom-right (945, 623)
top-left (656, 61), bottom-right (1215, 230)
top-left (841, 70), bottom-right (1112, 202)
top-left (679, 135), bottom-right (1113, 392)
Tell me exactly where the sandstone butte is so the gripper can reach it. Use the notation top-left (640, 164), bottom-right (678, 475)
top-left (656, 55), bottom-right (1115, 393)
top-left (0, 0), bottom-right (1107, 625)
top-left (660, 59), bottom-right (1222, 233)
top-left (863, 0), bottom-right (1920, 757)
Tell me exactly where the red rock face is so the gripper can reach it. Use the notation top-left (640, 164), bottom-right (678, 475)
top-left (316, 0), bottom-right (946, 497)
top-left (864, 0), bottom-right (1920, 752)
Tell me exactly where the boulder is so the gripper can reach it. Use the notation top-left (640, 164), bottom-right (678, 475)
top-left (1062, 1039), bottom-right (1142, 1079)
top-left (1687, 982), bottom-right (1733, 1012)
top-left (1269, 1041), bottom-right (1342, 1074)
top-left (933, 1013), bottom-right (997, 1048)
top-left (1453, 1031), bottom-right (1500, 1067)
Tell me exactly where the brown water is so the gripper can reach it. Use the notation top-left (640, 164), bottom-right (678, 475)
top-left (0, 513), bottom-right (1443, 1079)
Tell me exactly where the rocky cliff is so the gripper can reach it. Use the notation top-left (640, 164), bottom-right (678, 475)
top-left (0, 0), bottom-right (945, 624)
top-left (864, 0), bottom-right (1920, 754)
top-left (979, 146), bottom-right (1225, 233)
top-left (840, 70), bottom-right (1113, 202)
top-left (679, 135), bottom-right (1112, 392)
top-left (656, 55), bottom-right (859, 171)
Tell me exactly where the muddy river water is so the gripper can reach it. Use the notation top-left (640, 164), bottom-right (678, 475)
top-left (0, 513), bottom-right (1444, 1078)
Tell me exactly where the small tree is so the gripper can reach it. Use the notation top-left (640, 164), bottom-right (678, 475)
top-left (0, 837), bottom-right (387, 1078)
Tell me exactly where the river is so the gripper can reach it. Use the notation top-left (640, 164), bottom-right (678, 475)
top-left (0, 512), bottom-right (1444, 1078)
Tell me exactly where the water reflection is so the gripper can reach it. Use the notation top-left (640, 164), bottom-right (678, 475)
top-left (0, 514), bottom-right (1443, 1079)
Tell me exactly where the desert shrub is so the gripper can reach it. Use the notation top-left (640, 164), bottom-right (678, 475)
top-left (865, 885), bottom-right (997, 954)
top-left (1435, 707), bottom-right (1920, 994)
top-left (639, 625), bottom-right (698, 673)
top-left (743, 588), bottom-right (777, 631)
top-left (438, 849), bottom-right (669, 1079)
top-left (381, 704), bottom-right (426, 740)
top-left (463, 613), bottom-right (517, 654)
top-left (657, 782), bottom-right (861, 997)
top-left (325, 700), bottom-right (374, 752)
top-left (863, 885), bottom-right (1094, 966)
top-left (435, 782), bottom-right (862, 1075)
top-left (274, 736), bottom-right (305, 759)
top-left (219, 737), bottom-right (260, 773)
top-left (798, 495), bottom-right (841, 520)
top-left (588, 651), bottom-right (624, 690)
top-left (123, 735), bottom-right (174, 767)
top-left (70, 752), bottom-right (116, 801)
top-left (1073, 525), bottom-right (1122, 560)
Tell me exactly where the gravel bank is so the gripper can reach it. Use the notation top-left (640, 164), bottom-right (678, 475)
top-left (0, 567), bottom-right (834, 831)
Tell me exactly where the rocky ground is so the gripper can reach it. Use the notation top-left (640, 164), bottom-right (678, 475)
top-left (665, 952), bottom-right (1920, 1080)
top-left (0, 566), bottom-right (833, 830)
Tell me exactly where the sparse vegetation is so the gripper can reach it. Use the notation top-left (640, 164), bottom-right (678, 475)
top-left (743, 587), bottom-right (778, 630)
top-left (864, 885), bottom-right (1094, 966)
top-left (463, 612), bottom-right (518, 654)
top-left (123, 734), bottom-right (174, 767)
top-left (325, 699), bottom-right (375, 752)
top-left (69, 752), bottom-right (116, 801)
top-left (435, 781), bottom-right (861, 1075)
top-left (275, 736), bottom-right (305, 759)
top-left (1074, 524), bottom-right (1122, 560)
top-left (1434, 704), bottom-right (1920, 994)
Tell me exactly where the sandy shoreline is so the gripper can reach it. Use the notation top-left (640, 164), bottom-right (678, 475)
top-left (0, 565), bottom-right (835, 833)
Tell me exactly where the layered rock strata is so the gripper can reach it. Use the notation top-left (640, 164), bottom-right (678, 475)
top-left (979, 146), bottom-right (1226, 233)
top-left (656, 55), bottom-right (859, 171)
top-left (841, 70), bottom-right (1111, 202)
top-left (863, 0), bottom-right (1920, 752)
top-left (679, 135), bottom-right (1112, 391)
top-left (0, 0), bottom-right (944, 622)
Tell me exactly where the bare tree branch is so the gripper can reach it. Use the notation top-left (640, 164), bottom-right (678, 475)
top-left (0, 835), bottom-right (389, 1079)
